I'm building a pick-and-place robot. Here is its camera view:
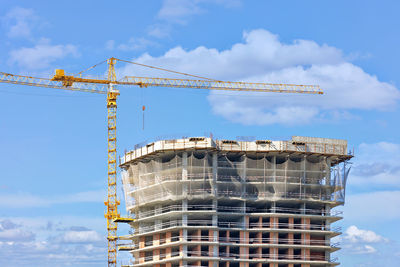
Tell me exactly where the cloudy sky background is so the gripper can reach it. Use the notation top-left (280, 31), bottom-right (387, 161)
top-left (1, 1), bottom-right (400, 266)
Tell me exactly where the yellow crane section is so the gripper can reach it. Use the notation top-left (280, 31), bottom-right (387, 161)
top-left (122, 76), bottom-right (322, 94)
top-left (0, 57), bottom-right (323, 267)
top-left (0, 71), bottom-right (107, 94)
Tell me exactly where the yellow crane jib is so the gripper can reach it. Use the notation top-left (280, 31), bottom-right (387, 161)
top-left (122, 76), bottom-right (323, 94)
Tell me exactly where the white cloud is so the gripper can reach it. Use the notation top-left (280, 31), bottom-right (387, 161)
top-left (2, 7), bottom-right (39, 38)
top-left (0, 220), bottom-right (35, 242)
top-left (353, 245), bottom-right (377, 254)
top-left (351, 142), bottom-right (400, 188)
top-left (0, 228), bottom-right (35, 242)
top-left (338, 226), bottom-right (388, 255)
top-left (0, 219), bottom-right (18, 230)
top-left (9, 38), bottom-right (79, 70)
top-left (119, 29), bottom-right (399, 125)
top-left (0, 218), bottom-right (106, 266)
top-left (344, 225), bottom-right (388, 243)
top-left (61, 230), bottom-right (101, 243)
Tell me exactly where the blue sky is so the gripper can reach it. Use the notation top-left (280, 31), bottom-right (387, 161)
top-left (0, 1), bottom-right (400, 266)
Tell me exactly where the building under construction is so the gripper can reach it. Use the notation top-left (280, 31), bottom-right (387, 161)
top-left (119, 136), bottom-right (352, 267)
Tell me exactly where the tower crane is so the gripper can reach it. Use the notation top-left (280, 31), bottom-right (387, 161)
top-left (0, 57), bottom-right (323, 267)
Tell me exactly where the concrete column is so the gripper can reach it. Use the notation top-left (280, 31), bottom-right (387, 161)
top-left (302, 217), bottom-right (311, 262)
top-left (244, 215), bottom-right (249, 228)
top-left (179, 243), bottom-right (187, 257)
top-left (288, 215), bottom-right (294, 261)
top-left (272, 156), bottom-right (276, 182)
top-left (226, 231), bottom-right (230, 262)
top-left (326, 157), bottom-right (332, 185)
top-left (180, 220), bottom-right (187, 258)
top-left (325, 203), bottom-right (331, 261)
top-left (242, 155), bottom-right (247, 198)
top-left (284, 155), bottom-right (289, 196)
top-left (258, 216), bottom-right (262, 229)
top-left (154, 248), bottom-right (160, 262)
top-left (154, 233), bottom-right (160, 246)
top-left (212, 215), bottom-right (218, 232)
top-left (182, 152), bottom-right (188, 180)
top-left (209, 229), bottom-right (215, 254)
top-left (326, 157), bottom-right (333, 203)
top-left (155, 204), bottom-right (162, 214)
top-left (209, 260), bottom-right (217, 267)
top-left (166, 231), bottom-right (172, 243)
top-left (139, 251), bottom-right (145, 264)
top-left (240, 230), bottom-right (249, 261)
top-left (288, 217), bottom-right (294, 229)
top-left (182, 152), bottom-right (188, 198)
top-left (270, 216), bottom-right (278, 261)
top-left (139, 236), bottom-right (145, 248)
top-left (301, 155), bottom-right (306, 198)
top-left (182, 198), bottom-right (188, 236)
top-left (209, 230), bottom-right (218, 266)
top-left (182, 214), bottom-right (188, 227)
top-left (213, 199), bottom-right (218, 210)
top-left (212, 214), bottom-right (218, 258)
top-left (212, 152), bottom-right (218, 196)
top-left (256, 244), bottom-right (262, 259)
top-left (256, 231), bottom-right (262, 245)
top-left (166, 246), bottom-right (172, 259)
top-left (288, 247), bottom-right (294, 261)
top-left (155, 219), bottom-right (162, 230)
top-left (271, 201), bottom-right (276, 214)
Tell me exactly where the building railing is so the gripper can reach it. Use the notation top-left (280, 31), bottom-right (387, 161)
top-left (129, 174), bottom-right (334, 189)
top-left (135, 204), bottom-right (342, 220)
top-left (133, 250), bottom-right (338, 263)
top-left (136, 219), bottom-right (341, 234)
top-left (129, 187), bottom-right (344, 205)
top-left (129, 235), bottom-right (339, 250)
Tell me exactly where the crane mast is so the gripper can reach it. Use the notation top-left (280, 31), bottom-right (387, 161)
top-left (0, 57), bottom-right (323, 267)
top-left (105, 58), bottom-right (120, 267)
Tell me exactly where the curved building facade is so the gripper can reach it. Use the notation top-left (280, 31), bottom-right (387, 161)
top-left (120, 136), bottom-right (352, 267)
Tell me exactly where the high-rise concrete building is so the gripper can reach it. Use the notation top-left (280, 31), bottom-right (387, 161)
top-left (119, 136), bottom-right (352, 267)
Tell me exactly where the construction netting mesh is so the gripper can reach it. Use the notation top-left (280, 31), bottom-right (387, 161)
top-left (121, 151), bottom-right (350, 211)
